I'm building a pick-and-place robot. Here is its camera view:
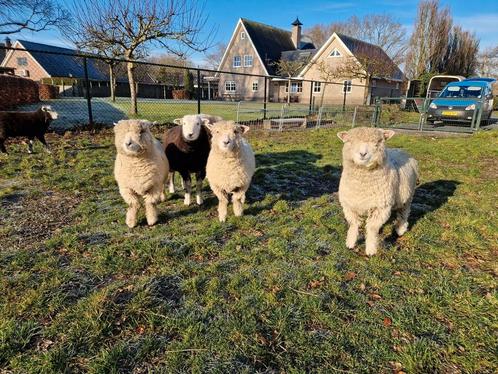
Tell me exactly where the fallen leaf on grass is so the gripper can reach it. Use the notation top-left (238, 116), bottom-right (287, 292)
top-left (383, 317), bottom-right (392, 327)
top-left (344, 271), bottom-right (357, 281)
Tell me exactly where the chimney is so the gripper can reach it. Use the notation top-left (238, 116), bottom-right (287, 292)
top-left (291, 17), bottom-right (302, 49)
top-left (4, 37), bottom-right (11, 48)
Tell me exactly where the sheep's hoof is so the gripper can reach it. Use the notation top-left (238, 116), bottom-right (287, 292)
top-left (395, 222), bottom-right (408, 236)
top-left (126, 220), bottom-right (137, 228)
top-left (346, 241), bottom-right (356, 249)
top-left (365, 246), bottom-right (378, 256)
top-left (169, 186), bottom-right (175, 194)
top-left (147, 219), bottom-right (158, 226)
top-left (196, 195), bottom-right (203, 205)
top-left (184, 195), bottom-right (191, 206)
top-left (218, 216), bottom-right (227, 223)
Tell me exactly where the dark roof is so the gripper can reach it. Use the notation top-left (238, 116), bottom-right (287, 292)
top-left (0, 43), bottom-right (6, 64)
top-left (17, 40), bottom-right (107, 80)
top-left (241, 18), bottom-right (315, 75)
top-left (336, 33), bottom-right (404, 81)
top-left (292, 17), bottom-right (303, 26)
top-left (281, 49), bottom-right (317, 62)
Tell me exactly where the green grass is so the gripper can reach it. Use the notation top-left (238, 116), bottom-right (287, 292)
top-left (1, 128), bottom-right (497, 373)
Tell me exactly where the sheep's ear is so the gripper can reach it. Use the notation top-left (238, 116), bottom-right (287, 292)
top-left (337, 131), bottom-right (349, 142)
top-left (213, 116), bottom-right (223, 122)
top-left (236, 125), bottom-right (250, 134)
top-left (203, 122), bottom-right (214, 132)
top-left (173, 118), bottom-right (182, 125)
top-left (382, 129), bottom-right (395, 140)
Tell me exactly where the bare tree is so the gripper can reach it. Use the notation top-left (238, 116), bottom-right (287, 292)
top-left (148, 54), bottom-right (191, 88)
top-left (63, 0), bottom-right (211, 114)
top-left (477, 45), bottom-right (498, 78)
top-left (203, 42), bottom-right (226, 69)
top-left (405, 0), bottom-right (452, 78)
top-left (274, 57), bottom-right (310, 105)
top-left (405, 0), bottom-right (480, 79)
top-left (304, 14), bottom-right (407, 64)
top-left (313, 45), bottom-right (398, 105)
top-left (0, 0), bottom-right (68, 35)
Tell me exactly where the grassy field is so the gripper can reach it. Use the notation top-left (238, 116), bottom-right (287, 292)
top-left (0, 128), bottom-right (497, 373)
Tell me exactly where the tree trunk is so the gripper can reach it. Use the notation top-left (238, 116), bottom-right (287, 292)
top-left (109, 64), bottom-right (116, 102)
top-left (319, 83), bottom-right (327, 108)
top-left (126, 55), bottom-right (137, 115)
top-left (363, 75), bottom-right (370, 105)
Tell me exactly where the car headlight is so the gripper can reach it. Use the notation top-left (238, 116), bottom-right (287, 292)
top-left (465, 104), bottom-right (476, 110)
top-left (429, 103), bottom-right (437, 109)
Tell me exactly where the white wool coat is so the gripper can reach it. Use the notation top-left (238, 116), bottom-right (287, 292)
top-left (206, 138), bottom-right (256, 194)
top-left (339, 148), bottom-right (418, 216)
top-left (114, 139), bottom-right (168, 199)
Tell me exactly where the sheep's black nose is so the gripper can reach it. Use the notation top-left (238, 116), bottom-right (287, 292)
top-left (223, 140), bottom-right (230, 145)
top-left (126, 141), bottom-right (132, 147)
top-left (188, 133), bottom-right (194, 137)
top-left (360, 151), bottom-right (367, 158)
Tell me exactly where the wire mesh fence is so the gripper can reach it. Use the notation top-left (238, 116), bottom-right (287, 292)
top-left (1, 45), bottom-right (495, 134)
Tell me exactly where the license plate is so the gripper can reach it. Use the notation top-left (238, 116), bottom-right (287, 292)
top-left (442, 111), bottom-right (458, 116)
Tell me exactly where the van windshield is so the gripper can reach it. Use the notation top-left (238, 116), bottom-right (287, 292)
top-left (439, 85), bottom-right (483, 98)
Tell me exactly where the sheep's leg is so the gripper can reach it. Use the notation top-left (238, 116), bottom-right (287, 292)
top-left (0, 139), bottom-right (7, 154)
top-left (365, 207), bottom-right (391, 256)
top-left (36, 134), bottom-right (51, 154)
top-left (182, 174), bottom-right (192, 206)
top-left (144, 190), bottom-right (162, 226)
top-left (232, 190), bottom-right (246, 217)
top-left (27, 139), bottom-right (34, 154)
top-left (168, 172), bottom-right (175, 193)
top-left (119, 188), bottom-right (140, 228)
top-left (195, 171), bottom-right (205, 205)
top-left (395, 203), bottom-right (411, 236)
top-left (212, 186), bottom-right (229, 222)
top-left (342, 205), bottom-right (361, 249)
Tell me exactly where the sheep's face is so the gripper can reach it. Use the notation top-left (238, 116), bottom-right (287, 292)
top-left (42, 106), bottom-right (58, 120)
top-left (207, 121), bottom-right (249, 153)
top-left (175, 115), bottom-right (204, 141)
top-left (114, 120), bottom-right (155, 157)
top-left (337, 128), bottom-right (395, 168)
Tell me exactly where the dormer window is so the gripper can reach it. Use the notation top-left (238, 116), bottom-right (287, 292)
top-left (329, 49), bottom-right (342, 57)
top-left (241, 31), bottom-right (246, 40)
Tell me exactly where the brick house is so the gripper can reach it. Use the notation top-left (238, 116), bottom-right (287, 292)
top-left (216, 18), bottom-right (403, 105)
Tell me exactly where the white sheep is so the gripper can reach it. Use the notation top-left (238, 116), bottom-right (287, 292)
top-left (114, 119), bottom-right (169, 228)
top-left (337, 127), bottom-right (419, 256)
top-left (205, 120), bottom-right (256, 222)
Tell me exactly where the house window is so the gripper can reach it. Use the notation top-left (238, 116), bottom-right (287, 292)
top-left (329, 48), bottom-right (342, 57)
top-left (225, 81), bottom-right (236, 92)
top-left (244, 55), bottom-right (253, 67)
top-left (17, 57), bottom-right (28, 66)
top-left (285, 82), bottom-right (303, 93)
top-left (241, 32), bottom-right (246, 40)
top-left (396, 82), bottom-right (400, 89)
top-left (252, 81), bottom-right (258, 91)
top-left (343, 80), bottom-right (352, 93)
top-left (233, 56), bottom-right (241, 68)
top-left (313, 82), bottom-right (321, 93)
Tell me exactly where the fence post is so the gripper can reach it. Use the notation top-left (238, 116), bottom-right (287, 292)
top-left (196, 69), bottom-right (201, 114)
top-left (342, 83), bottom-right (347, 112)
top-left (374, 98), bottom-right (381, 127)
top-left (474, 99), bottom-right (484, 131)
top-left (352, 106), bottom-right (357, 127)
top-left (263, 77), bottom-right (268, 120)
top-left (83, 57), bottom-right (93, 125)
top-left (317, 107), bottom-right (323, 128)
top-left (309, 81), bottom-right (314, 114)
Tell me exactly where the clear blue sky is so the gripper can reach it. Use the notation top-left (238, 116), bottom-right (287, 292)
top-left (11, 0), bottom-right (498, 65)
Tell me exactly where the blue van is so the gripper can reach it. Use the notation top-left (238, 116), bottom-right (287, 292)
top-left (427, 78), bottom-right (495, 124)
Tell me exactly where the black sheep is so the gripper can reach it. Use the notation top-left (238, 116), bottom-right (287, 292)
top-left (0, 106), bottom-right (58, 154)
top-left (162, 114), bottom-right (221, 206)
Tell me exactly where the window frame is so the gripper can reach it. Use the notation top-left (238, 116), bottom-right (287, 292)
top-left (343, 80), bottom-right (352, 93)
top-left (329, 48), bottom-right (342, 58)
top-left (232, 56), bottom-right (241, 68)
top-left (17, 57), bottom-right (28, 66)
top-left (285, 82), bottom-right (303, 93)
top-left (313, 81), bottom-right (321, 93)
top-left (240, 31), bottom-right (246, 40)
top-left (225, 81), bottom-right (236, 92)
top-left (243, 54), bottom-right (253, 67)
top-left (252, 81), bottom-right (258, 92)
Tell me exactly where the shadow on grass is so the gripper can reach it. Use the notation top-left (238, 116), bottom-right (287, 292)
top-left (410, 180), bottom-right (460, 225)
top-left (247, 150), bottom-right (340, 208)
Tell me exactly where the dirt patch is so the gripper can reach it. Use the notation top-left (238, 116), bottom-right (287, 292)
top-left (0, 189), bottom-right (81, 251)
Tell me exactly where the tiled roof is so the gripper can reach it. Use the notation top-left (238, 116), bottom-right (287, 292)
top-left (17, 40), bottom-right (108, 80)
top-left (241, 18), bottom-right (315, 75)
top-left (336, 33), bottom-right (404, 81)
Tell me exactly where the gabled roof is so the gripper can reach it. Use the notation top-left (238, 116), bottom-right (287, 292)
top-left (335, 33), bottom-right (404, 81)
top-left (240, 18), bottom-right (316, 75)
top-left (11, 40), bottom-right (107, 80)
top-left (299, 32), bottom-right (404, 81)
